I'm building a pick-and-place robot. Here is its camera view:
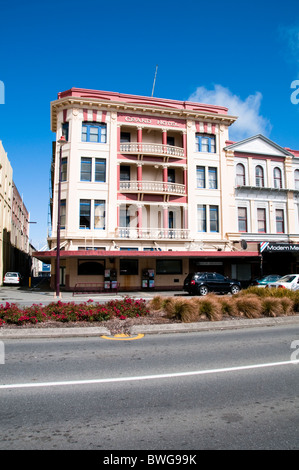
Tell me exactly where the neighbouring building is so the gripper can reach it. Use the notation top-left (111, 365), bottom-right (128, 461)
top-left (0, 141), bottom-right (13, 281)
top-left (33, 87), bottom-right (299, 291)
top-left (0, 140), bottom-right (32, 284)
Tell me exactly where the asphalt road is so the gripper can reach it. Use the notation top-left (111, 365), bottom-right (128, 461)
top-left (0, 324), bottom-right (298, 450)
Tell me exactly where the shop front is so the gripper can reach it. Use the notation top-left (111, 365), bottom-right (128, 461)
top-left (33, 249), bottom-right (261, 292)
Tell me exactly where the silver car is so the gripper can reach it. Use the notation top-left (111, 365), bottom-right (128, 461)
top-left (3, 272), bottom-right (22, 285)
top-left (268, 274), bottom-right (299, 291)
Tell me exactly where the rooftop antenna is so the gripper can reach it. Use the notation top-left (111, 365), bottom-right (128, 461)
top-left (151, 65), bottom-right (158, 97)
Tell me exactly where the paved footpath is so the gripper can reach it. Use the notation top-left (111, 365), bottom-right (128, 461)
top-left (1, 287), bottom-right (299, 339)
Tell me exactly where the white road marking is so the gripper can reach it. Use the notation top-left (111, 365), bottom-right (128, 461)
top-left (0, 360), bottom-right (298, 390)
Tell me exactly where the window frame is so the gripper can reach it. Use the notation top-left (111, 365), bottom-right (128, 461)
top-left (197, 204), bottom-right (207, 232)
top-left (80, 157), bottom-right (92, 182)
top-left (238, 207), bottom-right (247, 233)
top-left (94, 200), bottom-right (106, 230)
top-left (209, 205), bottom-right (219, 232)
top-left (81, 121), bottom-right (107, 143)
top-left (79, 199), bottom-right (91, 229)
top-left (196, 166), bottom-right (205, 189)
top-left (257, 208), bottom-right (266, 233)
top-left (236, 163), bottom-right (246, 186)
top-left (61, 157), bottom-right (68, 182)
top-left (275, 209), bottom-right (285, 233)
top-left (255, 165), bottom-right (264, 187)
top-left (195, 134), bottom-right (216, 153)
top-left (273, 167), bottom-right (282, 189)
top-left (208, 167), bottom-right (217, 189)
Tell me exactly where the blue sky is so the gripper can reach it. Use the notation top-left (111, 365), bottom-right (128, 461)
top-left (1, 0), bottom-right (299, 248)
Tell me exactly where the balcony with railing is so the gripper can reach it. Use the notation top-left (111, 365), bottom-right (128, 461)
top-left (120, 142), bottom-right (185, 159)
top-left (116, 227), bottom-right (190, 240)
top-left (119, 180), bottom-right (185, 196)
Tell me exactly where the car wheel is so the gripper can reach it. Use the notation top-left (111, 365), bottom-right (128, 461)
top-left (198, 285), bottom-right (209, 296)
top-left (231, 285), bottom-right (240, 295)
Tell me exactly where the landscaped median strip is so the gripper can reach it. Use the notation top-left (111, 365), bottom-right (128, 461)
top-left (0, 315), bottom-right (299, 339)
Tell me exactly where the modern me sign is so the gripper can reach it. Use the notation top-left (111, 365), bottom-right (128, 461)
top-left (260, 242), bottom-right (299, 253)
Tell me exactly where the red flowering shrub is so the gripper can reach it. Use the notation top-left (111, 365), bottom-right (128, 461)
top-left (0, 297), bottom-right (149, 326)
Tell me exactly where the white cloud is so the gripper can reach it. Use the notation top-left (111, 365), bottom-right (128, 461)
top-left (188, 85), bottom-right (272, 141)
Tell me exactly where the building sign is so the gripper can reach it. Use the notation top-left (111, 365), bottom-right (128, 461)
top-left (260, 242), bottom-right (299, 253)
top-left (118, 113), bottom-right (186, 129)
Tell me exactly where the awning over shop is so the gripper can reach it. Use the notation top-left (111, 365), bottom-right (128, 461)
top-left (33, 250), bottom-right (261, 264)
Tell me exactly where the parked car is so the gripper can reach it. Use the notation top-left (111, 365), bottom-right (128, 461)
top-left (183, 272), bottom-right (241, 296)
top-left (251, 274), bottom-right (282, 287)
top-left (268, 274), bottom-right (299, 291)
top-left (3, 272), bottom-right (22, 285)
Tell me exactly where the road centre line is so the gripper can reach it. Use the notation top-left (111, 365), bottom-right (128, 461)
top-left (0, 359), bottom-right (298, 390)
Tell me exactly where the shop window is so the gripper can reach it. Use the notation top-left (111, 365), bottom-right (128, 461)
top-left (156, 259), bottom-right (182, 274)
top-left (120, 259), bottom-right (138, 275)
top-left (78, 260), bottom-right (105, 275)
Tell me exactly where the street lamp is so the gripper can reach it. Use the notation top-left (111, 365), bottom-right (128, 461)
top-left (56, 135), bottom-right (67, 298)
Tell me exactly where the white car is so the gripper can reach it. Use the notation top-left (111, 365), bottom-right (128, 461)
top-left (3, 272), bottom-right (22, 285)
top-left (269, 274), bottom-right (299, 291)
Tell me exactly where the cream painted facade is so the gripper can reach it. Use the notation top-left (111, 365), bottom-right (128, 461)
top-left (0, 141), bottom-right (13, 280)
top-left (34, 88), bottom-right (299, 291)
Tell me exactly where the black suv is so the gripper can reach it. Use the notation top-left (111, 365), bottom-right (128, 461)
top-left (184, 272), bottom-right (241, 296)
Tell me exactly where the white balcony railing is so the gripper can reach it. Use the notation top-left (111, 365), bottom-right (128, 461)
top-left (120, 142), bottom-right (184, 158)
top-left (119, 180), bottom-right (185, 195)
top-left (116, 227), bottom-right (189, 240)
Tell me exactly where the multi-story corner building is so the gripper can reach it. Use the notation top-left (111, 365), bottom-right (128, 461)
top-left (0, 141), bottom-right (13, 280)
top-left (33, 88), bottom-right (299, 291)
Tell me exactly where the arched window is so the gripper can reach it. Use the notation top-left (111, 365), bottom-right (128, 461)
top-left (295, 169), bottom-right (299, 190)
top-left (236, 163), bottom-right (246, 186)
top-left (273, 167), bottom-right (282, 189)
top-left (255, 165), bottom-right (264, 187)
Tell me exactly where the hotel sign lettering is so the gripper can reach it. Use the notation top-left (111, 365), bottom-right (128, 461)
top-left (260, 242), bottom-right (299, 253)
top-left (118, 113), bottom-right (186, 129)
